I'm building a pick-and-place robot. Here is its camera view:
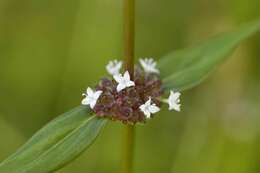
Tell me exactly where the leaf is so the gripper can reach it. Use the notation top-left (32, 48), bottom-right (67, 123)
top-left (158, 20), bottom-right (260, 91)
top-left (0, 106), bottom-right (107, 173)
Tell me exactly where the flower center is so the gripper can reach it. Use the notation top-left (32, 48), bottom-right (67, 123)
top-left (93, 67), bottom-right (163, 124)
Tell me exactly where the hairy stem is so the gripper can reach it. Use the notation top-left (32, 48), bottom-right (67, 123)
top-left (122, 0), bottom-right (135, 173)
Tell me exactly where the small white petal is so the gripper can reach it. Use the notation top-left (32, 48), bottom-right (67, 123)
top-left (149, 104), bottom-right (160, 114)
top-left (146, 97), bottom-right (151, 105)
top-left (81, 98), bottom-right (89, 105)
top-left (169, 104), bottom-right (181, 111)
top-left (113, 74), bottom-right (123, 83)
top-left (117, 84), bottom-right (126, 92)
top-left (139, 97), bottom-right (160, 118)
top-left (144, 111), bottom-right (151, 118)
top-left (167, 90), bottom-right (181, 112)
top-left (106, 60), bottom-right (122, 75)
top-left (87, 87), bottom-right (94, 96)
top-left (140, 104), bottom-right (150, 118)
top-left (114, 71), bottom-right (135, 92)
top-left (123, 71), bottom-right (131, 81)
top-left (139, 58), bottom-right (159, 74)
top-left (82, 97), bottom-right (91, 106)
top-left (81, 87), bottom-right (103, 109)
top-left (126, 81), bottom-right (135, 87)
top-left (93, 90), bottom-right (103, 99)
top-left (170, 91), bottom-right (181, 100)
top-left (89, 101), bottom-right (97, 109)
top-left (139, 104), bottom-right (146, 111)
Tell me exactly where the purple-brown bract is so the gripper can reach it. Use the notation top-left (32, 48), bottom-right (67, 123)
top-left (93, 67), bottom-right (163, 124)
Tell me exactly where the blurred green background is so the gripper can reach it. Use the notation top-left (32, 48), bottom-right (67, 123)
top-left (0, 0), bottom-right (260, 172)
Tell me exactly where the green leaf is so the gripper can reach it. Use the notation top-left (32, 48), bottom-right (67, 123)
top-left (158, 20), bottom-right (260, 91)
top-left (0, 106), bottom-right (107, 173)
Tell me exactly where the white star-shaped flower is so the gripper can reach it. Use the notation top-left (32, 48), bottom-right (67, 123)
top-left (113, 71), bottom-right (135, 92)
top-left (81, 87), bottom-right (103, 109)
top-left (167, 90), bottom-right (181, 111)
top-left (139, 97), bottom-right (160, 118)
top-left (106, 60), bottom-right (122, 75)
top-left (139, 58), bottom-right (159, 74)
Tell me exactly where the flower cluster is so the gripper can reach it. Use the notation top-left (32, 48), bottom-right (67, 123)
top-left (81, 58), bottom-right (181, 124)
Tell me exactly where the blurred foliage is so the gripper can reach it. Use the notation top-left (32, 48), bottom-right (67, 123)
top-left (0, 0), bottom-right (259, 173)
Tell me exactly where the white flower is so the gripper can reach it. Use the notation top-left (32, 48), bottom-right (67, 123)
top-left (167, 90), bottom-right (181, 111)
top-left (139, 58), bottom-right (159, 74)
top-left (81, 87), bottom-right (103, 109)
top-left (113, 71), bottom-right (135, 92)
top-left (139, 97), bottom-right (160, 118)
top-left (106, 60), bottom-right (122, 75)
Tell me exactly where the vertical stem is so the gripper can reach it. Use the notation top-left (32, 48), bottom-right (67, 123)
top-left (122, 0), bottom-right (135, 173)
top-left (123, 0), bottom-right (135, 77)
top-left (122, 125), bottom-right (135, 173)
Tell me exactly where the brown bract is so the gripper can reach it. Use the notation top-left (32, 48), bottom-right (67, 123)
top-left (93, 67), bottom-right (163, 124)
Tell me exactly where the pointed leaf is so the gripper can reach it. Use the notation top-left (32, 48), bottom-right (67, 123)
top-left (0, 106), bottom-right (107, 173)
top-left (158, 20), bottom-right (260, 91)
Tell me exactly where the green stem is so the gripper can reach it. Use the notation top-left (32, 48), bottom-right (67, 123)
top-left (123, 0), bottom-right (135, 77)
top-left (122, 125), bottom-right (135, 173)
top-left (122, 0), bottom-right (135, 173)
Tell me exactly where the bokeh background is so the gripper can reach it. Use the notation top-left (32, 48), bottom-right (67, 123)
top-left (0, 0), bottom-right (260, 172)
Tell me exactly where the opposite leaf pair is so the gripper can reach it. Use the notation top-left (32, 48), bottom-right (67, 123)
top-left (1, 20), bottom-right (259, 173)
